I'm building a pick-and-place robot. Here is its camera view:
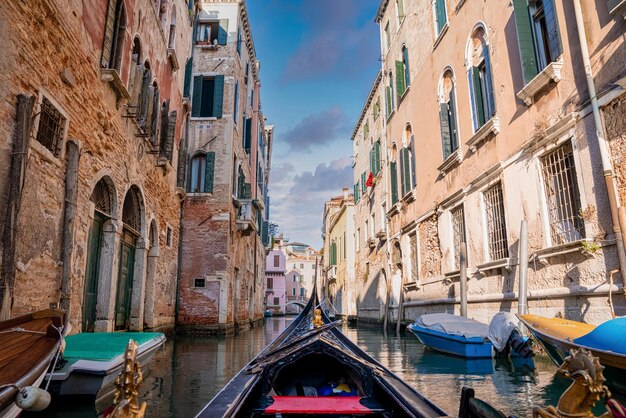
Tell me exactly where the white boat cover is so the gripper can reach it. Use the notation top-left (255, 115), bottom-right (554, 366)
top-left (414, 313), bottom-right (489, 339)
top-left (487, 312), bottom-right (520, 351)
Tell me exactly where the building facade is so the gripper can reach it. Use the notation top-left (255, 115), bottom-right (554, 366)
top-left (177, 0), bottom-right (272, 334)
top-left (265, 247), bottom-right (286, 315)
top-left (322, 189), bottom-right (356, 319)
top-left (361, 0), bottom-right (626, 326)
top-left (0, 0), bottom-right (193, 332)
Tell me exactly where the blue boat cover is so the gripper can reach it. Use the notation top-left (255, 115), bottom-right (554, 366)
top-left (414, 313), bottom-right (488, 339)
top-left (573, 317), bottom-right (626, 355)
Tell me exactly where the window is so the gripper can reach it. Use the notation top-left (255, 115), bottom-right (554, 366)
top-left (512, 0), bottom-right (562, 84)
top-left (467, 27), bottom-right (495, 130)
top-left (385, 72), bottom-right (395, 118)
top-left (35, 97), bottom-right (66, 157)
top-left (300, 263), bottom-right (304, 269)
top-left (196, 20), bottom-right (228, 46)
top-left (234, 81), bottom-right (239, 124)
top-left (384, 22), bottom-right (391, 52)
top-left (166, 226), bottom-right (173, 247)
top-left (300, 288), bottom-right (305, 297)
top-left (364, 120), bottom-right (369, 139)
top-left (191, 75), bottom-right (224, 118)
top-left (542, 142), bottom-right (584, 245)
top-left (330, 241), bottom-right (337, 266)
top-left (237, 27), bottom-right (242, 55)
top-left (399, 146), bottom-right (414, 196)
top-left (188, 152), bottom-right (215, 193)
top-left (361, 172), bottom-right (367, 194)
top-left (242, 118), bottom-right (252, 152)
top-left (451, 205), bottom-right (466, 270)
top-left (273, 255), bottom-right (280, 267)
top-left (194, 278), bottom-right (205, 288)
top-left (168, 7), bottom-right (176, 48)
top-left (101, 0), bottom-right (126, 71)
top-left (293, 276), bottom-right (296, 282)
top-left (433, 0), bottom-right (448, 37)
top-left (267, 277), bottom-right (273, 288)
top-left (354, 181), bottom-right (360, 203)
top-left (373, 96), bottom-right (380, 119)
top-left (484, 183), bottom-right (509, 260)
top-left (395, 46), bottom-right (410, 100)
top-left (439, 70), bottom-right (459, 159)
top-left (390, 146), bottom-right (399, 204)
top-left (273, 297), bottom-right (280, 305)
top-left (244, 62), bottom-right (249, 86)
top-left (292, 288), bottom-right (296, 296)
top-left (370, 141), bottom-right (381, 175)
top-left (396, 0), bottom-right (405, 24)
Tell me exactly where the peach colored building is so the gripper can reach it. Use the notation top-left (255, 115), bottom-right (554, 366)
top-left (358, 0), bottom-right (626, 326)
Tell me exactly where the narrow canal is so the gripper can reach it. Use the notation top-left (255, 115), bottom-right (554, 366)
top-left (33, 317), bottom-right (597, 417)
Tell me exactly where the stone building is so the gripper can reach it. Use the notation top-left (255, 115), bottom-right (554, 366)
top-left (321, 189), bottom-right (356, 319)
top-left (265, 247), bottom-right (286, 316)
top-left (350, 71), bottom-right (394, 324)
top-left (361, 0), bottom-right (626, 326)
top-left (0, 0), bottom-right (193, 332)
top-left (176, 0), bottom-right (273, 334)
top-left (283, 242), bottom-right (319, 300)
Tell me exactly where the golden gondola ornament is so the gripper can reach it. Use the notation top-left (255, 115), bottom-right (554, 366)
top-left (105, 339), bottom-right (147, 418)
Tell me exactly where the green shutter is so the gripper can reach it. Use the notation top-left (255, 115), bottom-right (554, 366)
top-left (374, 141), bottom-right (381, 174)
top-left (397, 0), bottom-right (404, 18)
top-left (512, 0), bottom-right (538, 83)
top-left (369, 148), bottom-right (374, 174)
top-left (354, 184), bottom-right (358, 203)
top-left (448, 87), bottom-right (458, 152)
top-left (390, 161), bottom-right (398, 204)
top-left (483, 47), bottom-right (496, 117)
top-left (204, 152), bottom-right (215, 193)
top-left (385, 86), bottom-right (392, 116)
top-left (183, 58), bottom-right (192, 97)
top-left (543, 0), bottom-right (562, 62)
top-left (176, 144), bottom-right (187, 188)
top-left (191, 76), bottom-right (203, 117)
top-left (440, 102), bottom-right (451, 159)
top-left (472, 67), bottom-right (486, 127)
top-left (401, 148), bottom-right (410, 196)
top-left (212, 75), bottom-right (224, 118)
top-left (409, 138), bottom-right (415, 188)
top-left (395, 61), bottom-right (406, 98)
top-left (163, 110), bottom-right (177, 161)
top-left (218, 19), bottom-right (228, 45)
top-left (435, 0), bottom-right (447, 34)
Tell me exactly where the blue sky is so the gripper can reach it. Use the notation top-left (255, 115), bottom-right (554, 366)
top-left (247, 0), bottom-right (381, 248)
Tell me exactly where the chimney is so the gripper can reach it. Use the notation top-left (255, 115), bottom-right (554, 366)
top-left (343, 187), bottom-right (349, 200)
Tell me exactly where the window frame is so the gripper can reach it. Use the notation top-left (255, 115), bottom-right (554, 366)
top-left (449, 204), bottom-right (466, 271)
top-left (32, 91), bottom-right (69, 159)
top-left (481, 181), bottom-right (510, 262)
top-left (432, 0), bottom-right (448, 39)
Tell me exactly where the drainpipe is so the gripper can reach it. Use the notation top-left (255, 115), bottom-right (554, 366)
top-left (572, 0), bottom-right (626, 280)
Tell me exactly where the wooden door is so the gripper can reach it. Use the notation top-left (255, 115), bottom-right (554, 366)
top-left (82, 213), bottom-right (104, 332)
top-left (115, 231), bottom-right (136, 330)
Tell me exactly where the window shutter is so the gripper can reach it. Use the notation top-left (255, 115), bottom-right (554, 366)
top-left (145, 85), bottom-right (155, 131)
top-left (483, 46), bottom-right (496, 118)
top-left (395, 61), bottom-right (406, 98)
top-left (183, 58), bottom-right (192, 98)
top-left (354, 184), bottom-right (358, 203)
top-left (159, 99), bottom-right (171, 152)
top-left (204, 151), bottom-right (215, 193)
top-left (176, 144), bottom-right (187, 188)
top-left (151, 88), bottom-right (160, 145)
top-left (374, 141), bottom-right (381, 174)
top-left (129, 64), bottom-right (144, 106)
top-left (212, 75), bottom-right (224, 118)
top-left (139, 68), bottom-right (152, 126)
top-left (397, 0), bottom-right (404, 18)
top-left (390, 161), bottom-right (398, 204)
top-left (543, 0), bottom-right (562, 62)
top-left (402, 47), bottom-right (410, 87)
top-left (369, 148), bottom-right (375, 174)
top-left (218, 19), bottom-right (228, 45)
top-left (409, 137), bottom-right (415, 188)
top-left (361, 172), bottom-right (367, 193)
top-left (164, 110), bottom-right (177, 161)
top-left (101, 0), bottom-right (117, 68)
top-left (512, 0), bottom-right (539, 83)
top-left (191, 76), bottom-right (203, 117)
top-left (233, 82), bottom-right (239, 122)
top-left (402, 148), bottom-right (411, 195)
top-left (440, 102), bottom-right (452, 159)
top-left (448, 87), bottom-right (458, 152)
top-left (472, 67), bottom-right (486, 127)
top-left (385, 85), bottom-right (392, 116)
top-left (244, 117), bottom-right (252, 152)
top-left (436, 0), bottom-right (447, 33)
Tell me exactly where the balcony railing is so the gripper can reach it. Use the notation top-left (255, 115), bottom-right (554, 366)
top-left (236, 199), bottom-right (256, 234)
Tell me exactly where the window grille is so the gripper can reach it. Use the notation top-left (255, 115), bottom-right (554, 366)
top-left (90, 179), bottom-right (112, 216)
top-left (36, 97), bottom-right (65, 156)
top-left (122, 188), bottom-right (142, 233)
top-left (451, 205), bottom-right (465, 270)
top-left (484, 183), bottom-right (509, 260)
top-left (541, 142), bottom-right (584, 244)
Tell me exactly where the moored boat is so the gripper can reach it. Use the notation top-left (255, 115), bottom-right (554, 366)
top-left (195, 285), bottom-right (448, 417)
top-left (518, 314), bottom-right (626, 395)
top-left (407, 312), bottom-right (532, 359)
top-left (0, 309), bottom-right (65, 418)
top-left (46, 331), bottom-right (165, 413)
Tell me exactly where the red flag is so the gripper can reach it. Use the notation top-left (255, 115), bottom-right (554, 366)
top-left (365, 172), bottom-right (375, 187)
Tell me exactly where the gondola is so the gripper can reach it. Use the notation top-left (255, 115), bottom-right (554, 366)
top-left (195, 285), bottom-right (448, 417)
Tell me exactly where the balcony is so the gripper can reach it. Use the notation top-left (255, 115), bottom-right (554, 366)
top-left (100, 68), bottom-right (130, 101)
top-left (467, 116), bottom-right (500, 153)
top-left (516, 58), bottom-right (563, 106)
top-left (236, 199), bottom-right (256, 235)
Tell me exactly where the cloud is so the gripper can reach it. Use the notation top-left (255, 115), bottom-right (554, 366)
top-left (289, 157), bottom-right (353, 193)
top-left (281, 0), bottom-right (379, 81)
top-left (281, 107), bottom-right (348, 151)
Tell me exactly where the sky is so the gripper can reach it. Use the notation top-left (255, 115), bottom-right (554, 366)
top-left (246, 0), bottom-right (381, 249)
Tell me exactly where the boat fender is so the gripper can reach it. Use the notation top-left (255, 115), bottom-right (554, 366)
top-left (15, 386), bottom-right (51, 412)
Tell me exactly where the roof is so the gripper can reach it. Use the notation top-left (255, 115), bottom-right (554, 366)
top-left (375, 0), bottom-right (390, 23)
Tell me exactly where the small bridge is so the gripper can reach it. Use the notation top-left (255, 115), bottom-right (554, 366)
top-left (285, 300), bottom-right (307, 308)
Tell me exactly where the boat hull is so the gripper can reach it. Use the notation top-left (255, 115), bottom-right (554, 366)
top-left (407, 324), bottom-right (494, 359)
top-left (519, 315), bottom-right (626, 395)
top-left (0, 367), bottom-right (48, 418)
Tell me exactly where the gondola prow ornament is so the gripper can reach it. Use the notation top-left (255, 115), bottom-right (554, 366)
top-left (105, 339), bottom-right (147, 418)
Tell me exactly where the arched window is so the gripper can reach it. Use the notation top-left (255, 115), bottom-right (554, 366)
top-left (385, 71), bottom-right (395, 118)
top-left (188, 152), bottom-right (215, 193)
top-left (466, 25), bottom-right (495, 131)
top-left (439, 69), bottom-right (459, 159)
top-left (122, 186), bottom-right (142, 234)
top-left (399, 125), bottom-right (415, 196)
top-left (149, 81), bottom-right (160, 143)
top-left (101, 0), bottom-right (126, 72)
top-left (168, 6), bottom-right (176, 48)
top-left (128, 38), bottom-right (143, 106)
top-left (396, 45), bottom-right (410, 99)
top-left (390, 144), bottom-right (399, 204)
top-left (138, 61), bottom-right (152, 127)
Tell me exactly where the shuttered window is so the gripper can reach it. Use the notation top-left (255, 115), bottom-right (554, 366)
top-left (402, 46), bottom-right (410, 88)
top-left (160, 108), bottom-right (177, 162)
top-left (440, 84), bottom-right (458, 160)
top-left (354, 183), bottom-right (360, 204)
top-left (361, 172), bottom-right (367, 194)
top-left (243, 117), bottom-right (252, 153)
top-left (234, 82), bottom-right (239, 124)
top-left (370, 141), bottom-right (381, 175)
top-left (512, 0), bottom-right (562, 84)
top-left (399, 147), bottom-right (412, 196)
top-left (386, 73), bottom-right (395, 118)
top-left (390, 161), bottom-right (399, 204)
top-left (196, 20), bottom-right (228, 46)
top-left (189, 154), bottom-right (206, 193)
top-left (204, 152), bottom-right (215, 193)
top-left (434, 0), bottom-right (447, 36)
top-left (183, 58), bottom-right (192, 97)
top-left (101, 0), bottom-right (126, 71)
top-left (191, 75), bottom-right (224, 118)
top-left (395, 61), bottom-right (406, 99)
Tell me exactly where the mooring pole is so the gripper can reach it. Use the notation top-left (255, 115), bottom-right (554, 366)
top-left (460, 242), bottom-right (468, 317)
top-left (518, 220), bottom-right (529, 316)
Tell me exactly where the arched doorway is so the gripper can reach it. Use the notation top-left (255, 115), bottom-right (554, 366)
top-left (115, 186), bottom-right (144, 330)
top-left (83, 178), bottom-right (115, 332)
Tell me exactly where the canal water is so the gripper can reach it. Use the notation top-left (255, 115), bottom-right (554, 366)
top-left (30, 316), bottom-right (616, 417)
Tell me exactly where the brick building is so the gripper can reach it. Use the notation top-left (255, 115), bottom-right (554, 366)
top-left (177, 0), bottom-right (273, 334)
top-left (348, 0), bottom-right (626, 326)
top-left (0, 0), bottom-right (193, 332)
